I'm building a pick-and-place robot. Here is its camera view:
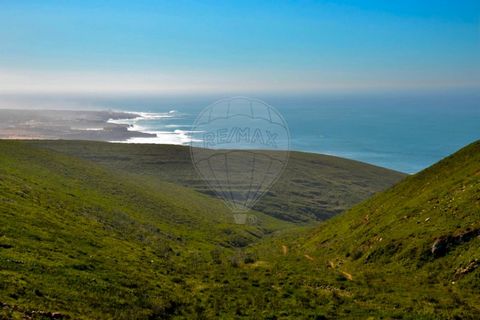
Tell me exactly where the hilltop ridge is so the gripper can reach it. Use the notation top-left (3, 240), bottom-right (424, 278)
top-left (27, 140), bottom-right (405, 222)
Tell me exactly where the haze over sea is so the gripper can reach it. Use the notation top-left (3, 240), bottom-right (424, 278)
top-left (5, 90), bottom-right (478, 174)
top-left (61, 91), bottom-right (480, 174)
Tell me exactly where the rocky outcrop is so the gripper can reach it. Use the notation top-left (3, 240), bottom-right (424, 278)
top-left (431, 227), bottom-right (480, 258)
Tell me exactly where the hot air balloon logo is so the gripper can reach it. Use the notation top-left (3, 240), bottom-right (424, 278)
top-left (190, 97), bottom-right (290, 224)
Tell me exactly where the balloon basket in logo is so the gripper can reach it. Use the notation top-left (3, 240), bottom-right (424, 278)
top-left (233, 213), bottom-right (258, 225)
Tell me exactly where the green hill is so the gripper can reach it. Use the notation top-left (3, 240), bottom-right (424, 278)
top-left (1, 139), bottom-right (478, 319)
top-left (26, 140), bottom-right (405, 222)
top-left (0, 140), bottom-right (289, 319)
top-left (250, 140), bottom-right (480, 319)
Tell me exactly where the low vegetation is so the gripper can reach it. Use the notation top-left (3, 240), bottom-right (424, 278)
top-left (27, 140), bottom-right (405, 222)
top-left (0, 139), bottom-right (478, 319)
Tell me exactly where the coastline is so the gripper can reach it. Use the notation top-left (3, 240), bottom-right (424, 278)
top-left (0, 109), bottom-right (157, 142)
top-left (2, 107), bottom-right (476, 174)
top-left (106, 110), bottom-right (192, 145)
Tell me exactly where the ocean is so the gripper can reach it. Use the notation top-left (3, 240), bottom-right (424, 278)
top-left (94, 91), bottom-right (479, 174)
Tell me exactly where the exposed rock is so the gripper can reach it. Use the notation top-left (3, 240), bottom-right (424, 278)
top-left (30, 311), bottom-right (71, 319)
top-left (0, 301), bottom-right (70, 319)
top-left (431, 237), bottom-right (448, 257)
top-left (454, 259), bottom-right (480, 279)
top-left (431, 227), bottom-right (480, 258)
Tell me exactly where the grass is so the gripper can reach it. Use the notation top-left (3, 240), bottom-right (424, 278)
top-left (26, 140), bottom-right (405, 222)
top-left (0, 139), bottom-right (478, 319)
top-left (288, 139), bottom-right (480, 318)
top-left (0, 140), bottom-right (289, 318)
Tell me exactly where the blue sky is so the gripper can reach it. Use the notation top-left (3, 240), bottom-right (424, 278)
top-left (0, 0), bottom-right (478, 94)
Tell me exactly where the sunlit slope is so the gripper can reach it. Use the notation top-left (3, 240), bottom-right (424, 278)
top-left (292, 139), bottom-right (480, 318)
top-left (28, 140), bottom-right (406, 222)
top-left (221, 140), bottom-right (480, 319)
top-left (0, 140), bottom-right (289, 318)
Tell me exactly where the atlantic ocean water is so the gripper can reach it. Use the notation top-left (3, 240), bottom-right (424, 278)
top-left (99, 91), bottom-right (480, 174)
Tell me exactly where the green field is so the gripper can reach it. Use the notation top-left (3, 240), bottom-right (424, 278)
top-left (0, 140), bottom-right (478, 319)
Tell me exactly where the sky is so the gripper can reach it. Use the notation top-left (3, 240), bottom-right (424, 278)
top-left (0, 0), bottom-right (479, 94)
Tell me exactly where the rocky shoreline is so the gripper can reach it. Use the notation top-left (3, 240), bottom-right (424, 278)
top-left (0, 109), bottom-right (156, 142)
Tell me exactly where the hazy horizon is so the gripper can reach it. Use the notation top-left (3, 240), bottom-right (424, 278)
top-left (1, 88), bottom-right (479, 110)
top-left (1, 0), bottom-right (478, 96)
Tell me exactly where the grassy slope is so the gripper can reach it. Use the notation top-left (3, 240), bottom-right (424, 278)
top-left (259, 140), bottom-right (480, 319)
top-left (0, 140), bottom-right (290, 319)
top-left (26, 140), bottom-right (405, 222)
top-left (1, 140), bottom-right (478, 319)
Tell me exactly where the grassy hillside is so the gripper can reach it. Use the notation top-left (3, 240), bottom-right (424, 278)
top-left (257, 139), bottom-right (480, 318)
top-left (1, 139), bottom-right (477, 319)
top-left (0, 140), bottom-right (290, 319)
top-left (26, 141), bottom-right (405, 222)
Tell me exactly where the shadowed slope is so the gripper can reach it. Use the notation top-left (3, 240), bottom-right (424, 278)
top-left (27, 141), bottom-right (406, 222)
